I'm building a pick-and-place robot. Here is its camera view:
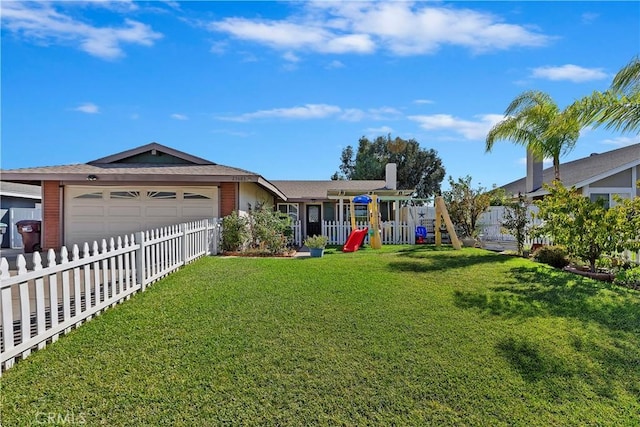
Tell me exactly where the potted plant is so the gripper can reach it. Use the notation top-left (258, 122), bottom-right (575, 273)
top-left (304, 235), bottom-right (328, 258)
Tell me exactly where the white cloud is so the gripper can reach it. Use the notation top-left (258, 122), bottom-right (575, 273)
top-left (283, 51), bottom-right (300, 62)
top-left (218, 104), bottom-right (342, 122)
top-left (531, 64), bottom-right (608, 83)
top-left (340, 108), bottom-right (366, 122)
top-left (581, 12), bottom-right (599, 24)
top-left (74, 103), bottom-right (100, 114)
top-left (602, 136), bottom-right (640, 147)
top-left (217, 104), bottom-right (401, 122)
top-left (209, 2), bottom-right (551, 57)
top-left (171, 113), bottom-right (188, 120)
top-left (413, 99), bottom-right (435, 105)
top-left (210, 41), bottom-right (227, 54)
top-left (1, 1), bottom-right (162, 59)
top-left (365, 126), bottom-right (394, 134)
top-left (409, 113), bottom-right (504, 140)
top-left (326, 60), bottom-right (345, 69)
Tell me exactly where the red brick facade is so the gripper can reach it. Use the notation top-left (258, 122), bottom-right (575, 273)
top-left (220, 182), bottom-right (238, 217)
top-left (42, 181), bottom-right (62, 250)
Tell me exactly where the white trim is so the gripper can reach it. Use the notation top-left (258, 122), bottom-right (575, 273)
top-left (572, 160), bottom-right (640, 191)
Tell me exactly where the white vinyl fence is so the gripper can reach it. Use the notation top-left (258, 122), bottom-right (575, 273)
top-left (0, 219), bottom-right (221, 375)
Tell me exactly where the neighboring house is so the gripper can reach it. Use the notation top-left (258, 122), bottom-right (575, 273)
top-left (0, 143), bottom-right (286, 250)
top-left (0, 181), bottom-right (42, 248)
top-left (501, 143), bottom-right (640, 207)
top-left (0, 143), bottom-right (417, 251)
top-left (272, 164), bottom-right (415, 237)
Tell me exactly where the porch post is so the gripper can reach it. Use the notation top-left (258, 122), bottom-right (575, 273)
top-left (338, 198), bottom-right (344, 243)
top-left (395, 198), bottom-right (401, 244)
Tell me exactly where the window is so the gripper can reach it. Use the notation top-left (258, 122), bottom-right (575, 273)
top-left (343, 204), bottom-right (368, 221)
top-left (74, 192), bottom-right (103, 199)
top-left (589, 192), bottom-right (631, 209)
top-left (277, 203), bottom-right (299, 221)
top-left (147, 191), bottom-right (177, 199)
top-left (184, 192), bottom-right (210, 200)
top-left (590, 193), bottom-right (610, 209)
top-left (110, 191), bottom-right (140, 199)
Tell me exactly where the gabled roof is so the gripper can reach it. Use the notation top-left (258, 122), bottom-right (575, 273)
top-left (271, 180), bottom-right (414, 201)
top-left (0, 181), bottom-right (41, 200)
top-left (89, 142), bottom-right (214, 165)
top-left (0, 142), bottom-right (287, 200)
top-left (501, 143), bottom-right (640, 196)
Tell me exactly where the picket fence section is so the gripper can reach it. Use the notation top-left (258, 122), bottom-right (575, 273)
top-left (0, 219), bottom-right (221, 374)
top-left (319, 221), bottom-right (415, 246)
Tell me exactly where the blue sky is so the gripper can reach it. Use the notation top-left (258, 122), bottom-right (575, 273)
top-left (2, 1), bottom-right (639, 190)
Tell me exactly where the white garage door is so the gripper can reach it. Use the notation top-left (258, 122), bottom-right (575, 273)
top-left (65, 186), bottom-right (218, 247)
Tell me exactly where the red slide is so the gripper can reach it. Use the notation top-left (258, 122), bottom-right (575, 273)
top-left (342, 228), bottom-right (369, 252)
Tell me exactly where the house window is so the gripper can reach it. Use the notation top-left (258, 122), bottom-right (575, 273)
top-left (110, 191), bottom-right (140, 199)
top-left (184, 192), bottom-right (210, 200)
top-left (147, 191), bottom-right (177, 199)
top-left (74, 192), bottom-right (103, 199)
top-left (589, 192), bottom-right (631, 209)
top-left (277, 203), bottom-right (299, 221)
top-left (343, 204), bottom-right (368, 221)
top-left (590, 193), bottom-right (610, 209)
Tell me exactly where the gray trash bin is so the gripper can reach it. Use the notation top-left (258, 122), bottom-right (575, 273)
top-left (16, 220), bottom-right (42, 253)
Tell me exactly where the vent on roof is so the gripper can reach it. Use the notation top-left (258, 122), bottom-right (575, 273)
top-left (590, 153), bottom-right (599, 156)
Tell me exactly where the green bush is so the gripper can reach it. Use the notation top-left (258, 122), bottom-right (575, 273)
top-left (248, 204), bottom-right (292, 255)
top-left (221, 211), bottom-right (248, 252)
top-left (304, 235), bottom-right (328, 249)
top-left (533, 245), bottom-right (570, 269)
top-left (614, 266), bottom-right (640, 289)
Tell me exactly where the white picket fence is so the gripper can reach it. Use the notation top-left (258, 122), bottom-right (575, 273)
top-left (0, 219), bottom-right (221, 374)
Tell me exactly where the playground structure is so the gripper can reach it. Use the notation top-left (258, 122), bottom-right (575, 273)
top-left (342, 195), bottom-right (461, 252)
top-left (410, 197), bottom-right (461, 250)
top-left (342, 194), bottom-right (382, 252)
top-left (433, 196), bottom-right (461, 250)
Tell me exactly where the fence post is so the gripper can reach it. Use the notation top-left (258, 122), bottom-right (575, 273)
top-left (206, 219), bottom-right (213, 255)
top-left (181, 223), bottom-right (188, 263)
top-left (136, 231), bottom-right (146, 291)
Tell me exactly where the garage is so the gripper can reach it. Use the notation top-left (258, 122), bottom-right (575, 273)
top-left (65, 185), bottom-right (218, 247)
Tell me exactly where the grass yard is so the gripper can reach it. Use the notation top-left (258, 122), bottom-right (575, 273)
top-left (1, 246), bottom-right (639, 426)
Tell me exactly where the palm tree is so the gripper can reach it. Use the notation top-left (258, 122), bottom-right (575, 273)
top-left (486, 90), bottom-right (580, 181)
top-left (570, 56), bottom-right (640, 134)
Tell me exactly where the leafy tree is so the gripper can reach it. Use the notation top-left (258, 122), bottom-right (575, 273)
top-left (500, 192), bottom-right (533, 256)
top-left (334, 135), bottom-right (445, 199)
top-left (442, 175), bottom-right (497, 238)
top-left (486, 90), bottom-right (581, 181)
top-left (570, 56), bottom-right (640, 134)
top-left (532, 181), bottom-right (631, 272)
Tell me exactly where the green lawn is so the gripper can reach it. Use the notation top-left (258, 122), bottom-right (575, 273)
top-left (1, 246), bottom-right (639, 426)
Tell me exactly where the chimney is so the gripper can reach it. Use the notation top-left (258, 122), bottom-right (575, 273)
top-left (385, 163), bottom-right (397, 190)
top-left (526, 149), bottom-right (543, 193)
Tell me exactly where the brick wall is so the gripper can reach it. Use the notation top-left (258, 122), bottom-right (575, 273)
top-left (220, 182), bottom-right (237, 217)
top-left (42, 181), bottom-right (62, 250)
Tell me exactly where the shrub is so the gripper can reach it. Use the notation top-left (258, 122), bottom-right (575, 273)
top-left (533, 245), bottom-right (570, 269)
top-left (614, 266), bottom-right (640, 289)
top-left (248, 204), bottom-right (292, 255)
top-left (533, 181), bottom-right (633, 272)
top-left (221, 211), bottom-right (248, 252)
top-left (304, 235), bottom-right (328, 249)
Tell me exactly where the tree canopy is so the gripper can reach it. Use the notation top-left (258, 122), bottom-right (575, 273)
top-left (570, 56), bottom-right (640, 134)
top-left (332, 135), bottom-right (445, 200)
top-left (486, 90), bottom-right (580, 181)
